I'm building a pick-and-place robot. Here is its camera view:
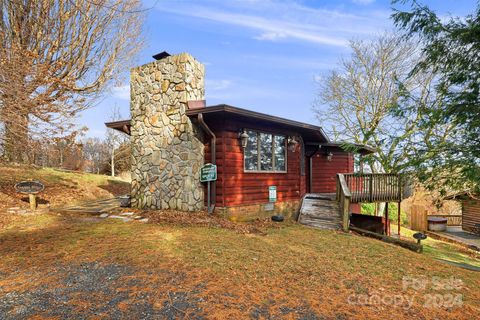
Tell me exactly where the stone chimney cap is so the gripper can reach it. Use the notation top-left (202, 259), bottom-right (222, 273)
top-left (152, 51), bottom-right (171, 60)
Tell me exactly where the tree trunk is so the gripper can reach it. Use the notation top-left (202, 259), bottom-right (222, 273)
top-left (111, 148), bottom-right (115, 177)
top-left (3, 113), bottom-right (29, 163)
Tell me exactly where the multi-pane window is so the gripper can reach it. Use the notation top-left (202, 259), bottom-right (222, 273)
top-left (244, 130), bottom-right (287, 172)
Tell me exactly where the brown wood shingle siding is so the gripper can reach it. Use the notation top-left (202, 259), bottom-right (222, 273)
top-left (205, 121), bottom-right (303, 207)
top-left (310, 151), bottom-right (353, 193)
top-left (201, 116), bottom-right (360, 210)
top-left (462, 199), bottom-right (480, 233)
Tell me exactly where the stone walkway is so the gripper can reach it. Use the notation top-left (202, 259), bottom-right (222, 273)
top-left (51, 197), bottom-right (149, 223)
top-left (101, 212), bottom-right (148, 223)
top-left (52, 197), bottom-right (126, 214)
top-left (428, 226), bottom-right (480, 251)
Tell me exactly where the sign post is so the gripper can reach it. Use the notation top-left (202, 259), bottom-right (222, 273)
top-left (200, 163), bottom-right (217, 213)
top-left (14, 180), bottom-right (44, 211)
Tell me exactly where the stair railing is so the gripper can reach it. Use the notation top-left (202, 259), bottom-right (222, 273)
top-left (342, 173), bottom-right (402, 203)
top-left (336, 174), bottom-right (352, 232)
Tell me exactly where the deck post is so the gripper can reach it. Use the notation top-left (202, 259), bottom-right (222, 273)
top-left (369, 175), bottom-right (373, 202)
top-left (385, 202), bottom-right (389, 235)
top-left (397, 201), bottom-right (401, 237)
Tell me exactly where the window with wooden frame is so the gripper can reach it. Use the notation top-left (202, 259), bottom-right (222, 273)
top-left (244, 130), bottom-right (287, 172)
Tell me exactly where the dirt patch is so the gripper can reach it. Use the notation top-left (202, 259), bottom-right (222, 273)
top-left (136, 209), bottom-right (283, 234)
top-left (98, 179), bottom-right (131, 197)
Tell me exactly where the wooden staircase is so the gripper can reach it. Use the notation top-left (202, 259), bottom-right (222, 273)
top-left (298, 194), bottom-right (342, 230)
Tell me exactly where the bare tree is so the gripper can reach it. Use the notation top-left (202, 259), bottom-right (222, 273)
top-left (83, 137), bottom-right (109, 174)
top-left (313, 34), bottom-right (450, 175)
top-left (0, 0), bottom-right (144, 163)
top-left (313, 34), bottom-right (453, 215)
top-left (105, 105), bottom-right (128, 177)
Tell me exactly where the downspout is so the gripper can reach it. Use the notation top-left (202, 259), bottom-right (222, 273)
top-left (309, 156), bottom-right (313, 193)
top-left (308, 145), bottom-right (322, 193)
top-left (197, 113), bottom-right (216, 213)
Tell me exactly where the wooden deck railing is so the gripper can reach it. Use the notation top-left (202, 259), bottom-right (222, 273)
top-left (336, 172), bottom-right (403, 232)
top-left (342, 173), bottom-right (402, 203)
top-left (336, 174), bottom-right (351, 232)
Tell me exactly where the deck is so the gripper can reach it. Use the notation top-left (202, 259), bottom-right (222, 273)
top-left (336, 173), bottom-right (404, 232)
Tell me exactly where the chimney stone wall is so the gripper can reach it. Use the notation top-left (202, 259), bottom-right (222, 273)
top-left (130, 53), bottom-right (205, 210)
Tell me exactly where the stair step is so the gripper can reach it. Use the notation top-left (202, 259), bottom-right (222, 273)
top-left (298, 194), bottom-right (342, 230)
top-left (301, 214), bottom-right (340, 221)
top-left (311, 203), bottom-right (339, 209)
top-left (299, 218), bottom-right (341, 230)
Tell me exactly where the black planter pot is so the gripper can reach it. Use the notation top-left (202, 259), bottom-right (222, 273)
top-left (271, 215), bottom-right (284, 222)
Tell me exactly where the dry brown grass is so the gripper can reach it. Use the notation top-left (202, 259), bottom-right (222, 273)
top-left (0, 212), bottom-right (479, 319)
top-left (0, 165), bottom-right (130, 214)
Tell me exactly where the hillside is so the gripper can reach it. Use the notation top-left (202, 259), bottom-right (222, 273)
top-left (0, 165), bottom-right (130, 212)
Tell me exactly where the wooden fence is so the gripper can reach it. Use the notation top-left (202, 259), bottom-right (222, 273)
top-left (409, 206), bottom-right (462, 231)
top-left (409, 205), bottom-right (428, 231)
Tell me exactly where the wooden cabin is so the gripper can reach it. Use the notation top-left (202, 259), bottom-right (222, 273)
top-left (104, 51), bottom-right (393, 226)
top-left (445, 193), bottom-right (480, 234)
top-left (107, 104), bottom-right (372, 221)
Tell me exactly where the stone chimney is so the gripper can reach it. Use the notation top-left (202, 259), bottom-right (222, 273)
top-left (130, 53), bottom-right (205, 210)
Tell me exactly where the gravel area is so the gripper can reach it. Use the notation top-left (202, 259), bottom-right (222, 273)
top-left (0, 262), bottom-right (205, 319)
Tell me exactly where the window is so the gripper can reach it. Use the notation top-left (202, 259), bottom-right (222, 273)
top-left (244, 130), bottom-right (287, 172)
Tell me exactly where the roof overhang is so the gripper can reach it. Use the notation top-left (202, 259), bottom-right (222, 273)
top-left (305, 141), bottom-right (375, 155)
top-left (105, 120), bottom-right (131, 135)
top-left (105, 104), bottom-right (330, 143)
top-left (186, 104), bottom-right (329, 142)
top-left (444, 192), bottom-right (479, 201)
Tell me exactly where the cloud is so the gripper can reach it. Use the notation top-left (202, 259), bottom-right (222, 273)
top-left (205, 79), bottom-right (233, 99)
top-left (112, 85), bottom-right (130, 100)
top-left (242, 54), bottom-right (335, 70)
top-left (254, 32), bottom-right (288, 41)
top-left (155, 1), bottom-right (390, 47)
top-left (206, 79), bottom-right (232, 91)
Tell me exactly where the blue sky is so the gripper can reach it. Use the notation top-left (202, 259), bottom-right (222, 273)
top-left (79, 0), bottom-right (476, 138)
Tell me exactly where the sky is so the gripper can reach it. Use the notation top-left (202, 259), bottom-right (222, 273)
top-left (78, 0), bottom-right (476, 139)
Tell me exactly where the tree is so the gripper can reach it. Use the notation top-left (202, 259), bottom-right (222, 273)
top-left (392, 0), bottom-right (480, 195)
top-left (105, 105), bottom-right (128, 177)
top-left (0, 0), bottom-right (144, 163)
top-left (313, 35), bottom-right (450, 176)
top-left (83, 137), bottom-right (109, 174)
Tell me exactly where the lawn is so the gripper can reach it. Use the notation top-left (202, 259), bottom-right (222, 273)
top-left (397, 225), bottom-right (480, 268)
top-left (0, 212), bottom-right (479, 319)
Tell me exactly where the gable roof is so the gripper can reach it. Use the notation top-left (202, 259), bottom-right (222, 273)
top-left (105, 104), bottom-right (375, 154)
top-left (106, 104), bottom-right (329, 140)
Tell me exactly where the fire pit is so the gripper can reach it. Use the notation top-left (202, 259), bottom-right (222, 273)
top-left (428, 217), bottom-right (448, 231)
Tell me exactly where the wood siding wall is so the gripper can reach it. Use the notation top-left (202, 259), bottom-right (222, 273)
top-left (203, 118), bottom-right (355, 209)
top-left (310, 150), bottom-right (354, 193)
top-left (462, 199), bottom-right (480, 233)
top-left (218, 131), bottom-right (302, 206)
top-left (204, 118), bottom-right (305, 208)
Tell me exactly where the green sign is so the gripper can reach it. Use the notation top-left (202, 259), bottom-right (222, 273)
top-left (269, 186), bottom-right (277, 202)
top-left (200, 163), bottom-right (217, 182)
